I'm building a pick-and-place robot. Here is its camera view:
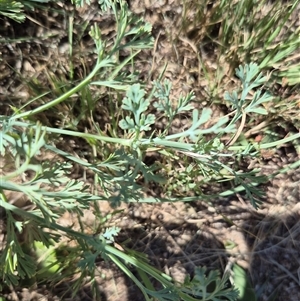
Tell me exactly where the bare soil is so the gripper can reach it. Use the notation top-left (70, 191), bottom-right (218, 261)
top-left (1, 1), bottom-right (299, 301)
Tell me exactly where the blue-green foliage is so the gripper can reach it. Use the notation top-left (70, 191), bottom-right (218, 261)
top-left (224, 63), bottom-right (273, 122)
top-left (119, 84), bottom-right (155, 133)
top-left (182, 267), bottom-right (239, 301)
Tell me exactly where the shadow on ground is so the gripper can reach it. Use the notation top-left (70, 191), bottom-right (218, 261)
top-left (242, 205), bottom-right (300, 301)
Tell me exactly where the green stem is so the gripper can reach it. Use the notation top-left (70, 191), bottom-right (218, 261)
top-left (0, 201), bottom-right (201, 299)
top-left (106, 253), bottom-right (152, 301)
top-left (228, 132), bottom-right (300, 150)
top-left (12, 121), bottom-right (133, 146)
top-left (10, 57), bottom-right (112, 121)
top-left (10, 123), bottom-right (300, 154)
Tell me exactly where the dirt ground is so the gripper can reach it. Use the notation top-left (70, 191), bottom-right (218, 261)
top-left (1, 1), bottom-right (300, 301)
